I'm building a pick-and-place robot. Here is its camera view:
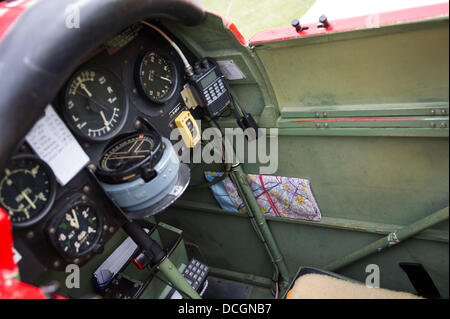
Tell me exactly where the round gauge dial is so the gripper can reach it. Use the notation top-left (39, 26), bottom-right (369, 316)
top-left (53, 203), bottom-right (102, 258)
top-left (64, 68), bottom-right (127, 141)
top-left (0, 156), bottom-right (55, 227)
top-left (137, 51), bottom-right (178, 103)
top-left (97, 133), bottom-right (163, 184)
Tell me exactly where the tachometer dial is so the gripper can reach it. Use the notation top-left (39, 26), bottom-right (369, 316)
top-left (64, 68), bottom-right (127, 141)
top-left (52, 203), bottom-right (102, 258)
top-left (137, 51), bottom-right (178, 104)
top-left (0, 155), bottom-right (56, 228)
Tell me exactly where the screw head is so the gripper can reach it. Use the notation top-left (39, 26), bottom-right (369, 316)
top-left (49, 228), bottom-right (56, 235)
top-left (88, 164), bottom-right (96, 172)
top-left (291, 18), bottom-right (300, 27)
top-left (26, 231), bottom-right (34, 239)
top-left (431, 109), bottom-right (436, 115)
top-left (319, 15), bottom-right (328, 24)
top-left (441, 109), bottom-right (447, 114)
top-left (53, 260), bottom-right (60, 268)
top-left (135, 120), bottom-right (142, 129)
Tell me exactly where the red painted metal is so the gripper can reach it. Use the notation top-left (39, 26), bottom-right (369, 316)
top-left (0, 208), bottom-right (16, 279)
top-left (0, 208), bottom-right (48, 298)
top-left (249, 3), bottom-right (449, 44)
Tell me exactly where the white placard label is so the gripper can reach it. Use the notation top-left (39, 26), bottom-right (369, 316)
top-left (25, 105), bottom-right (90, 186)
top-left (217, 60), bottom-right (246, 80)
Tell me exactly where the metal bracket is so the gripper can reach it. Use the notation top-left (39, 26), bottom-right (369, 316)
top-left (387, 232), bottom-right (400, 247)
top-left (180, 84), bottom-right (199, 109)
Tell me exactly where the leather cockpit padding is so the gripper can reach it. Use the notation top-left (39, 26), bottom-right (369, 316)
top-left (0, 0), bottom-right (204, 169)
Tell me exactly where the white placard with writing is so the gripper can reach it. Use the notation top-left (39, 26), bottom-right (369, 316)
top-left (25, 105), bottom-right (90, 186)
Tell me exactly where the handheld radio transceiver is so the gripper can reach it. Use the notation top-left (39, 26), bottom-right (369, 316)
top-left (188, 57), bottom-right (231, 118)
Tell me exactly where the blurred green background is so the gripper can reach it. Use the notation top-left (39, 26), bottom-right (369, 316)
top-left (202, 0), bottom-right (316, 39)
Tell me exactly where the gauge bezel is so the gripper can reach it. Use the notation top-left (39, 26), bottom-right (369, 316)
top-left (47, 198), bottom-right (104, 259)
top-left (0, 154), bottom-right (57, 229)
top-left (96, 131), bottom-right (164, 184)
top-left (63, 66), bottom-right (129, 142)
top-left (135, 49), bottom-right (179, 104)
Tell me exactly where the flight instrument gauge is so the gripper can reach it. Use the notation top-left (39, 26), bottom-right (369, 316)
top-left (49, 202), bottom-right (103, 258)
top-left (64, 68), bottom-right (128, 141)
top-left (136, 51), bottom-right (178, 104)
top-left (96, 132), bottom-right (163, 184)
top-left (0, 155), bottom-right (56, 228)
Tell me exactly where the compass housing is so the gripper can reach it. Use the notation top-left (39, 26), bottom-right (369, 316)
top-left (96, 131), bottom-right (163, 185)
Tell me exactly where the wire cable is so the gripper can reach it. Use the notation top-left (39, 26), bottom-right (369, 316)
top-left (140, 21), bottom-right (194, 76)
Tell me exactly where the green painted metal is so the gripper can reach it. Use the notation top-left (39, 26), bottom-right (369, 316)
top-left (172, 200), bottom-right (449, 243)
top-left (156, 258), bottom-right (201, 299)
top-left (254, 24), bottom-right (449, 112)
top-left (324, 207), bottom-right (449, 272)
top-left (209, 266), bottom-right (273, 289)
top-left (277, 127), bottom-right (449, 137)
top-left (280, 102), bottom-right (449, 118)
top-left (278, 117), bottom-right (448, 129)
top-left (209, 119), bottom-right (292, 290)
top-left (155, 12), bottom-right (449, 298)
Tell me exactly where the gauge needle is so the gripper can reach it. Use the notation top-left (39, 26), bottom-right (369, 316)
top-left (100, 111), bottom-right (111, 131)
top-left (156, 75), bottom-right (172, 84)
top-left (71, 209), bottom-right (80, 229)
top-left (79, 83), bottom-right (93, 97)
top-left (21, 191), bottom-right (36, 209)
top-left (77, 91), bottom-right (114, 113)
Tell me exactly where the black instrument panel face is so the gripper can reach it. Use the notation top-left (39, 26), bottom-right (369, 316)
top-left (9, 24), bottom-right (197, 275)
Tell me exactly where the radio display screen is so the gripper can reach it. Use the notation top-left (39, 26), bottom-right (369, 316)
top-left (200, 71), bottom-right (217, 88)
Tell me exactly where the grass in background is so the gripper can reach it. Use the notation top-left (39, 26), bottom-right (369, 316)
top-left (202, 0), bottom-right (316, 39)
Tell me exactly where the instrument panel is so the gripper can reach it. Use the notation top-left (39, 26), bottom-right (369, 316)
top-left (0, 23), bottom-right (196, 275)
